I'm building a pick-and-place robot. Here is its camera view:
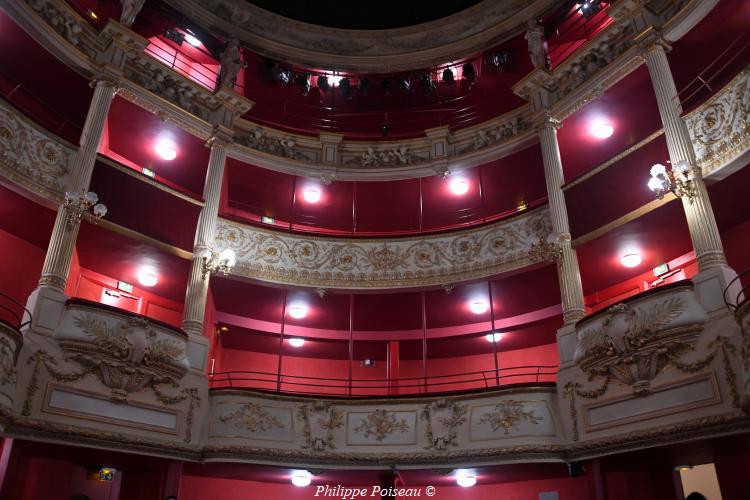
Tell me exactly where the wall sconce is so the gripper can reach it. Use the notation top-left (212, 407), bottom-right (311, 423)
top-left (201, 248), bottom-right (236, 278)
top-left (64, 190), bottom-right (107, 229)
top-left (647, 162), bottom-right (696, 203)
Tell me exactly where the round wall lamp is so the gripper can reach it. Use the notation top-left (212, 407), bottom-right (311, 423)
top-left (485, 332), bottom-right (503, 342)
top-left (455, 470), bottom-right (476, 488)
top-left (303, 187), bottom-right (321, 203)
top-left (137, 269), bottom-right (158, 287)
top-left (155, 140), bottom-right (177, 160)
top-left (469, 300), bottom-right (489, 314)
top-left (590, 121), bottom-right (614, 139)
top-left (288, 338), bottom-right (305, 348)
top-left (291, 470), bottom-right (312, 487)
top-left (620, 253), bottom-right (642, 268)
top-left (288, 304), bottom-right (308, 319)
top-left (449, 178), bottom-right (469, 195)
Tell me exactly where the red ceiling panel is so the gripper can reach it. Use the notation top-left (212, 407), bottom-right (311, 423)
top-left (0, 184), bottom-right (55, 249)
top-left (225, 159), bottom-right (294, 224)
top-left (0, 12), bottom-right (92, 142)
top-left (105, 97), bottom-right (210, 197)
top-left (480, 144), bottom-right (548, 219)
top-left (576, 200), bottom-right (692, 294)
top-left (352, 291), bottom-right (423, 331)
top-left (421, 168), bottom-right (483, 230)
top-left (566, 134), bottom-right (671, 239)
top-left (557, 66), bottom-right (662, 182)
top-left (353, 179), bottom-right (421, 234)
top-left (75, 223), bottom-right (191, 302)
top-left (89, 162), bottom-right (201, 251)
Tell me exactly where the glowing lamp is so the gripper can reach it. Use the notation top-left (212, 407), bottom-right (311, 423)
top-left (456, 470), bottom-right (476, 488)
top-left (184, 33), bottom-right (201, 47)
top-left (218, 248), bottom-right (237, 268)
top-left (620, 253), bottom-right (642, 268)
top-left (291, 470), bottom-right (312, 487)
top-left (485, 332), bottom-right (503, 342)
top-left (155, 140), bottom-right (177, 160)
top-left (288, 304), bottom-right (308, 319)
top-left (469, 300), bottom-right (489, 315)
top-left (590, 121), bottom-right (614, 139)
top-left (303, 187), bottom-right (321, 203)
top-left (137, 269), bottom-right (158, 287)
top-left (449, 178), bottom-right (469, 195)
top-left (288, 338), bottom-right (305, 347)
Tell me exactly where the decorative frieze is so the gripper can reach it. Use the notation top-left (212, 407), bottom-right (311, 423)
top-left (214, 207), bottom-right (552, 288)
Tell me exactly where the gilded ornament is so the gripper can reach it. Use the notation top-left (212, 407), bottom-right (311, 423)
top-left (353, 409), bottom-right (409, 442)
top-left (219, 403), bottom-right (284, 433)
top-left (478, 400), bottom-right (541, 435)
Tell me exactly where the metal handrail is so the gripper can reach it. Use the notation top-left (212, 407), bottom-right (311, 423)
top-left (0, 292), bottom-right (31, 330)
top-left (208, 364), bottom-right (558, 396)
top-left (724, 266), bottom-right (750, 311)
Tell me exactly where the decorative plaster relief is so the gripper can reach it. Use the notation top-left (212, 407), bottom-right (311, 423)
top-left (470, 400), bottom-right (553, 441)
top-left (212, 402), bottom-right (293, 441)
top-left (420, 399), bottom-right (467, 450)
top-left (0, 98), bottom-right (72, 199)
top-left (215, 207), bottom-right (552, 288)
top-left (686, 64), bottom-right (750, 176)
top-left (348, 409), bottom-right (416, 445)
top-left (297, 401), bottom-right (344, 451)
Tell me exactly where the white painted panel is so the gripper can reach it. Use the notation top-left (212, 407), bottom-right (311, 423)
top-left (48, 389), bottom-right (177, 429)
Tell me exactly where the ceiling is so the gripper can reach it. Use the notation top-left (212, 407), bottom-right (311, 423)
top-left (246, 0), bottom-right (482, 30)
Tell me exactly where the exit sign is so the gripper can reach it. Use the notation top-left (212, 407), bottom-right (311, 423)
top-left (117, 281), bottom-right (133, 293)
top-left (653, 263), bottom-right (670, 277)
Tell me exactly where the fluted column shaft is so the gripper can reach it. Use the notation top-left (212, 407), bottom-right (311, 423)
top-left (38, 80), bottom-right (116, 292)
top-left (539, 118), bottom-right (587, 324)
top-left (181, 138), bottom-right (229, 336)
top-left (644, 43), bottom-right (726, 270)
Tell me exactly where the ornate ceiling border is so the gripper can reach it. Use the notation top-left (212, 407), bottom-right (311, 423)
top-left (163, 0), bottom-right (555, 72)
top-left (214, 206), bottom-right (552, 289)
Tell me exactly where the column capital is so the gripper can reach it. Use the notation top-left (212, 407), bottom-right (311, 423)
top-left (636, 31), bottom-right (672, 60)
top-left (538, 114), bottom-right (562, 131)
top-left (89, 76), bottom-right (120, 92)
top-left (205, 126), bottom-right (234, 148)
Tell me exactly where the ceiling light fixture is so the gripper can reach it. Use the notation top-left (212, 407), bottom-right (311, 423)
top-left (200, 248), bottom-right (236, 277)
top-left (469, 300), bottom-right (489, 314)
top-left (184, 33), bottom-right (201, 47)
top-left (288, 338), bottom-right (305, 347)
top-left (590, 121), bottom-right (614, 139)
top-left (620, 253), bottom-right (642, 268)
top-left (288, 304), bottom-right (308, 319)
top-left (455, 470), bottom-right (476, 488)
top-left (137, 269), bottom-right (158, 287)
top-left (485, 332), bottom-right (503, 342)
top-left (155, 140), bottom-right (177, 161)
top-left (449, 178), bottom-right (469, 195)
top-left (303, 187), bottom-right (321, 203)
top-left (63, 190), bottom-right (107, 229)
top-left (291, 470), bottom-right (312, 487)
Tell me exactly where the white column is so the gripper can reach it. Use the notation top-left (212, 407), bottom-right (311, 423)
top-left (38, 80), bottom-right (117, 292)
top-left (539, 117), bottom-right (587, 324)
top-left (181, 135), bottom-right (230, 336)
top-left (643, 42), bottom-right (726, 271)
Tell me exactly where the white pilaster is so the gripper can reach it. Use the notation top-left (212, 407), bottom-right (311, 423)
top-left (181, 135), bottom-right (230, 337)
top-left (539, 117), bottom-right (587, 324)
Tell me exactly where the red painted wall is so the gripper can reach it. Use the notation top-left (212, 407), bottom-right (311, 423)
top-left (179, 475), bottom-right (590, 500)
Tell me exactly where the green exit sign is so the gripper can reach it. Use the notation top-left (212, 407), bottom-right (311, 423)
top-left (117, 281), bottom-right (133, 293)
top-left (653, 263), bottom-right (670, 277)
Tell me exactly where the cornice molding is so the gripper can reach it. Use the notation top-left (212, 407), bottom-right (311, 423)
top-left (214, 206), bottom-right (552, 289)
top-left (162, 0), bottom-right (554, 73)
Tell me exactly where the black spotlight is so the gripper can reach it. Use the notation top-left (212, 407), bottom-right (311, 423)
top-left (579, 1), bottom-right (603, 19)
top-left (274, 66), bottom-right (292, 86)
top-left (380, 123), bottom-right (390, 136)
top-left (380, 78), bottom-right (391, 95)
top-left (492, 50), bottom-right (510, 68)
top-left (339, 77), bottom-right (352, 99)
top-left (397, 77), bottom-right (411, 92)
top-left (318, 75), bottom-right (330, 92)
top-left (442, 67), bottom-right (455, 84)
top-left (462, 62), bottom-right (476, 84)
top-left (296, 73), bottom-right (311, 96)
top-left (164, 28), bottom-right (185, 45)
top-left (420, 73), bottom-right (434, 93)
top-left (567, 463), bottom-right (584, 478)
top-left (358, 77), bottom-right (371, 96)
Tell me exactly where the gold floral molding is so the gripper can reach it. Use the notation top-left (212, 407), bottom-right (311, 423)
top-left (297, 401), bottom-right (344, 451)
top-left (219, 403), bottom-right (284, 433)
top-left (353, 409), bottom-right (410, 442)
top-left (686, 63), bottom-right (750, 177)
top-left (421, 399), bottom-right (468, 450)
top-left (478, 400), bottom-right (542, 434)
top-left (215, 207), bottom-right (552, 289)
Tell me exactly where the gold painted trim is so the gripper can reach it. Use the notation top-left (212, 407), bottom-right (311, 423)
top-left (94, 219), bottom-right (193, 260)
top-left (42, 383), bottom-right (181, 435)
top-left (345, 410), bottom-right (419, 446)
top-left (209, 401), bottom-right (294, 442)
top-left (582, 372), bottom-right (721, 433)
top-left (572, 195), bottom-right (677, 248)
top-left (468, 399), bottom-right (557, 442)
top-left (563, 130), bottom-right (665, 190)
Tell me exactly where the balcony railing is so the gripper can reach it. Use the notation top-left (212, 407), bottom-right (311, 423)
top-left (208, 364), bottom-right (558, 397)
top-left (0, 292), bottom-right (30, 330)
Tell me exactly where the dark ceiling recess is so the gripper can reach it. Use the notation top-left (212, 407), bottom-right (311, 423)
top-left (246, 0), bottom-right (482, 30)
